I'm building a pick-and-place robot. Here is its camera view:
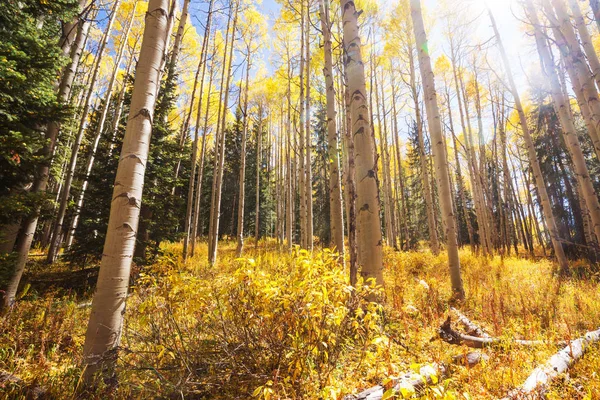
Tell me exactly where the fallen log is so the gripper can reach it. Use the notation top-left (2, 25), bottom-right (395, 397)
top-left (438, 317), bottom-right (548, 348)
top-left (503, 327), bottom-right (600, 399)
top-left (450, 307), bottom-right (491, 338)
top-left (344, 363), bottom-right (444, 400)
top-left (452, 351), bottom-right (489, 367)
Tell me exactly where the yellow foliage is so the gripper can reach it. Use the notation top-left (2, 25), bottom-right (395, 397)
top-left (2, 243), bottom-right (600, 399)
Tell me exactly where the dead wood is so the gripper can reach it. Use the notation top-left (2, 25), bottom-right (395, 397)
top-left (438, 316), bottom-right (548, 348)
top-left (450, 307), bottom-right (491, 338)
top-left (503, 327), bottom-right (600, 399)
top-left (343, 363), bottom-right (444, 400)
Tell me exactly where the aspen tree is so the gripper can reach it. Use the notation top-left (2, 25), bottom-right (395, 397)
top-left (286, 44), bottom-right (294, 252)
top-left (390, 69), bottom-right (411, 249)
top-left (406, 38), bottom-right (439, 254)
top-left (164, 0), bottom-right (190, 85)
top-left (209, 0), bottom-right (240, 265)
top-left (66, 1), bottom-right (138, 250)
top-left (108, 31), bottom-right (141, 158)
top-left (551, 0), bottom-right (600, 161)
top-left (47, 0), bottom-right (122, 263)
top-left (190, 42), bottom-right (217, 256)
top-left (59, 0), bottom-right (90, 56)
top-left (255, 104), bottom-right (263, 248)
top-left (526, 0), bottom-right (600, 252)
top-left (591, 0), bottom-right (600, 31)
top-left (319, 0), bottom-right (344, 258)
top-left (489, 7), bottom-right (569, 271)
top-left (183, 0), bottom-right (215, 259)
top-left (568, 0), bottom-right (600, 93)
top-left (373, 63), bottom-right (394, 247)
top-left (340, 0), bottom-right (383, 286)
top-left (411, 0), bottom-right (464, 299)
top-left (304, 0), bottom-right (314, 251)
top-left (298, 0), bottom-right (307, 249)
top-left (235, 22), bottom-right (256, 256)
top-left (1, 1), bottom-right (95, 310)
top-left (82, 0), bottom-right (169, 381)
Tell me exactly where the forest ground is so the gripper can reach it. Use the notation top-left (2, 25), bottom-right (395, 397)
top-left (1, 242), bottom-right (599, 399)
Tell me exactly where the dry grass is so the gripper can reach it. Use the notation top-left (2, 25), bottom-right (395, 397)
top-left (0, 241), bottom-right (599, 399)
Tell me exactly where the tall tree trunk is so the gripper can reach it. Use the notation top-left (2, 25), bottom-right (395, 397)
top-left (1, 2), bottom-right (94, 310)
top-left (47, 0), bottom-right (121, 263)
top-left (304, 4), bottom-right (314, 252)
top-left (569, 0), bottom-right (600, 93)
top-left (489, 8), bottom-right (569, 272)
top-left (286, 51), bottom-right (294, 252)
top-left (236, 57), bottom-right (251, 257)
top-left (319, 0), bottom-right (344, 257)
top-left (340, 0), bottom-right (383, 286)
top-left (66, 1), bottom-right (137, 250)
top-left (208, 0), bottom-right (239, 265)
top-left (58, 0), bottom-right (90, 56)
top-left (407, 47), bottom-right (439, 254)
top-left (374, 66), bottom-right (394, 248)
top-left (182, 0), bottom-right (214, 258)
top-left (390, 71), bottom-right (410, 250)
top-left (445, 81), bottom-right (475, 252)
top-left (411, 0), bottom-right (464, 299)
top-left (164, 0), bottom-right (190, 87)
top-left (533, 1), bottom-right (600, 250)
top-left (190, 44), bottom-right (216, 256)
top-left (298, 1), bottom-right (307, 249)
top-left (344, 84), bottom-right (358, 285)
top-left (107, 35), bottom-right (140, 158)
top-left (81, 0), bottom-right (169, 382)
top-left (591, 0), bottom-right (600, 32)
top-left (255, 107), bottom-right (263, 247)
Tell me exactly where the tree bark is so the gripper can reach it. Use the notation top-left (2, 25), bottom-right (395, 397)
top-left (319, 0), bottom-right (344, 257)
top-left (208, 0), bottom-right (239, 265)
top-left (489, 7), bottom-right (569, 273)
top-left (569, 0), bottom-right (600, 93)
top-left (1, 1), bottom-right (94, 310)
top-left (504, 328), bottom-right (600, 399)
top-left (190, 45), bottom-right (216, 256)
top-left (591, 0), bottom-right (600, 32)
top-left (411, 0), bottom-right (464, 299)
top-left (82, 0), bottom-right (169, 382)
top-left (182, 0), bottom-right (214, 259)
top-left (236, 57), bottom-right (251, 257)
top-left (66, 1), bottom-right (137, 250)
top-left (340, 0), bottom-right (383, 286)
top-left (255, 106), bottom-right (263, 248)
top-left (532, 2), bottom-right (600, 251)
top-left (47, 0), bottom-right (121, 263)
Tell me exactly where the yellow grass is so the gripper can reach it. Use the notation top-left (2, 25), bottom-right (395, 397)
top-left (0, 241), bottom-right (599, 399)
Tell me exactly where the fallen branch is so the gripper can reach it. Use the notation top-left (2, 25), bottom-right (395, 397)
top-left (450, 307), bottom-right (491, 338)
top-left (503, 327), bottom-right (600, 399)
top-left (344, 363), bottom-right (444, 400)
top-left (438, 317), bottom-right (547, 348)
top-left (452, 351), bottom-right (489, 367)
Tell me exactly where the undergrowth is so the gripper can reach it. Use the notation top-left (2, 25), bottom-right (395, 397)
top-left (0, 241), bottom-right (599, 399)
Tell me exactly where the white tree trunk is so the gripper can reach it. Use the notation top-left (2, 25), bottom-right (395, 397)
top-left (489, 6), bottom-right (569, 273)
top-left (340, 0), bottom-right (383, 286)
top-left (82, 0), bottom-right (169, 382)
top-left (47, 0), bottom-right (121, 263)
top-left (411, 0), bottom-right (464, 299)
top-left (66, 1), bottom-right (137, 250)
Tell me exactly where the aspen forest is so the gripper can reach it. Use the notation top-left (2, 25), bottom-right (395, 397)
top-left (4, 0), bottom-right (600, 398)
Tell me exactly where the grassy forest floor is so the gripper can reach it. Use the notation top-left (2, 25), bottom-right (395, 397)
top-left (1, 241), bottom-right (599, 399)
